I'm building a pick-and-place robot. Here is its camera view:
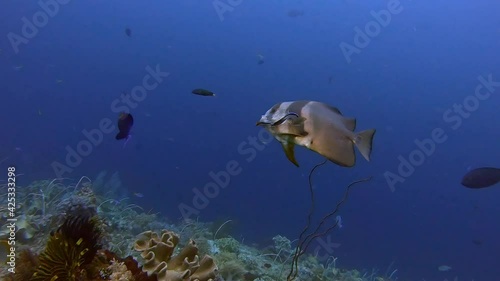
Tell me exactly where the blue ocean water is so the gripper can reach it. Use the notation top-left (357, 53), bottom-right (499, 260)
top-left (1, 0), bottom-right (499, 280)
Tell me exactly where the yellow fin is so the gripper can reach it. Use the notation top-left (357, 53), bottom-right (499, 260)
top-left (281, 141), bottom-right (299, 167)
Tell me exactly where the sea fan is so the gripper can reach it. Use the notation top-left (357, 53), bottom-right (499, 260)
top-left (31, 214), bottom-right (101, 281)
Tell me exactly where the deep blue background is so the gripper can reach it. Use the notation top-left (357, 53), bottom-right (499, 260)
top-left (1, 0), bottom-right (499, 280)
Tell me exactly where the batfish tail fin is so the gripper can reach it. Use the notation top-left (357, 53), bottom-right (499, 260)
top-left (354, 129), bottom-right (376, 161)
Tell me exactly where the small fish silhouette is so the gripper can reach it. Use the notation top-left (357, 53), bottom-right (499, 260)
top-left (192, 88), bottom-right (215, 97)
top-left (116, 112), bottom-right (134, 148)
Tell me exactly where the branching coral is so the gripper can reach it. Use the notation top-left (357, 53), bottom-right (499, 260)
top-left (108, 258), bottom-right (134, 281)
top-left (134, 230), bottom-right (219, 281)
top-left (90, 249), bottom-right (156, 281)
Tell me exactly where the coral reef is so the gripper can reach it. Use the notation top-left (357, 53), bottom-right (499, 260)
top-left (134, 230), bottom-right (219, 281)
top-left (0, 175), bottom-right (396, 281)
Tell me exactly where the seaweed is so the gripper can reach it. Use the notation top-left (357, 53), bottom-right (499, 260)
top-left (287, 160), bottom-right (373, 280)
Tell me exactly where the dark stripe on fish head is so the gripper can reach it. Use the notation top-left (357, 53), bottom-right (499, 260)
top-left (270, 112), bottom-right (300, 126)
top-left (286, 100), bottom-right (310, 117)
top-left (257, 102), bottom-right (284, 125)
top-left (268, 101), bottom-right (309, 137)
top-left (266, 100), bottom-right (308, 125)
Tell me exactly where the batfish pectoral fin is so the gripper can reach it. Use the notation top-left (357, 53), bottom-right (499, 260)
top-left (276, 122), bottom-right (308, 138)
top-left (281, 141), bottom-right (299, 167)
top-left (286, 118), bottom-right (308, 137)
top-left (290, 124), bottom-right (309, 137)
top-left (291, 116), bottom-right (307, 125)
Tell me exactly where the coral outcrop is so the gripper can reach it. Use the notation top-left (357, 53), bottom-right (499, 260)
top-left (134, 230), bottom-right (219, 281)
top-left (31, 214), bottom-right (102, 280)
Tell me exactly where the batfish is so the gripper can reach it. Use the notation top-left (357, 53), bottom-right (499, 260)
top-left (256, 100), bottom-right (376, 167)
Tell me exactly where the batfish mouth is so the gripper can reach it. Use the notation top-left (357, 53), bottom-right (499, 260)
top-left (256, 115), bottom-right (271, 126)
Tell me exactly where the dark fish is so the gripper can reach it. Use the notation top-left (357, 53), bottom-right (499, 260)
top-left (192, 88), bottom-right (215, 97)
top-left (116, 112), bottom-right (134, 140)
top-left (461, 167), bottom-right (500, 189)
top-left (125, 28), bottom-right (132, 37)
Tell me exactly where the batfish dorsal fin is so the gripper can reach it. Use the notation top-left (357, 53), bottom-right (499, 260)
top-left (324, 104), bottom-right (342, 115)
top-left (322, 103), bottom-right (356, 131)
top-left (281, 141), bottom-right (299, 167)
top-left (342, 117), bottom-right (356, 131)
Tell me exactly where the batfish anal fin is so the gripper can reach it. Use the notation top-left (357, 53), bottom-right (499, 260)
top-left (308, 128), bottom-right (356, 167)
top-left (281, 141), bottom-right (299, 167)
